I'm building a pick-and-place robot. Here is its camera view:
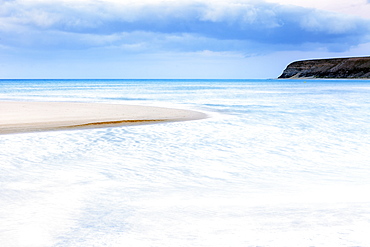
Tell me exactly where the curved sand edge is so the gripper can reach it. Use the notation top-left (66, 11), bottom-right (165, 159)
top-left (0, 101), bottom-right (208, 134)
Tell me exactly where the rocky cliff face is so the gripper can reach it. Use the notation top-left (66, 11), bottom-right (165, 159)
top-left (278, 56), bottom-right (370, 79)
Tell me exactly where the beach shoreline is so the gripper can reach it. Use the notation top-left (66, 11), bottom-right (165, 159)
top-left (0, 101), bottom-right (207, 134)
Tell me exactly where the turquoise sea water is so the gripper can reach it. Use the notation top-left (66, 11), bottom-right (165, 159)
top-left (1, 79), bottom-right (370, 246)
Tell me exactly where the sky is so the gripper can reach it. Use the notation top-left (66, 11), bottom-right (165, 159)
top-left (1, 0), bottom-right (370, 79)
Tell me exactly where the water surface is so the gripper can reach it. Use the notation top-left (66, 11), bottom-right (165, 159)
top-left (1, 79), bottom-right (370, 246)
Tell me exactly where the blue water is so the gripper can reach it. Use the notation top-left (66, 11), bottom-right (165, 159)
top-left (1, 79), bottom-right (370, 246)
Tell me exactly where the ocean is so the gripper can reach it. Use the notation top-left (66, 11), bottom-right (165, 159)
top-left (1, 79), bottom-right (370, 246)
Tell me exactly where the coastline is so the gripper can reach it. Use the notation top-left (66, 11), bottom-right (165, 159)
top-left (276, 77), bottom-right (370, 80)
top-left (0, 101), bottom-right (207, 135)
top-left (278, 56), bottom-right (370, 79)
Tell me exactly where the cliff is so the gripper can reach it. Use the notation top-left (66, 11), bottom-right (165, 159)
top-left (278, 56), bottom-right (370, 79)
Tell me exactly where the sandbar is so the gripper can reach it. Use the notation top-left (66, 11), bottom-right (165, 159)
top-left (0, 101), bottom-right (207, 134)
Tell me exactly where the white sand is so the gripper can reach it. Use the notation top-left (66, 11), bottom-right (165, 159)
top-left (0, 101), bottom-right (207, 134)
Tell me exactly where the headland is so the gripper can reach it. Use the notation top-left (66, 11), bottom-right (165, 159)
top-left (279, 56), bottom-right (370, 79)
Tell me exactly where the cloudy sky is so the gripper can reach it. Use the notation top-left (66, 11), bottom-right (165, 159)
top-left (1, 0), bottom-right (370, 79)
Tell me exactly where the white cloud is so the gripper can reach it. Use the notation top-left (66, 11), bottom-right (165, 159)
top-left (1, 0), bottom-right (369, 52)
top-left (299, 11), bottom-right (358, 34)
top-left (265, 0), bottom-right (370, 19)
top-left (1, 0), bottom-right (370, 78)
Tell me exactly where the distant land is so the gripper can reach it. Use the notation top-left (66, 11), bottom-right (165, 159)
top-left (278, 56), bottom-right (370, 79)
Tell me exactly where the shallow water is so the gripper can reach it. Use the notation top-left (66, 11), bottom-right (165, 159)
top-left (1, 79), bottom-right (370, 246)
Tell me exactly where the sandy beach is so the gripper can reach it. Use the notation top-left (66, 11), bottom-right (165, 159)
top-left (0, 101), bottom-right (207, 134)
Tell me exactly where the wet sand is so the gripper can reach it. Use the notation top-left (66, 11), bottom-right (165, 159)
top-left (0, 101), bottom-right (207, 134)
